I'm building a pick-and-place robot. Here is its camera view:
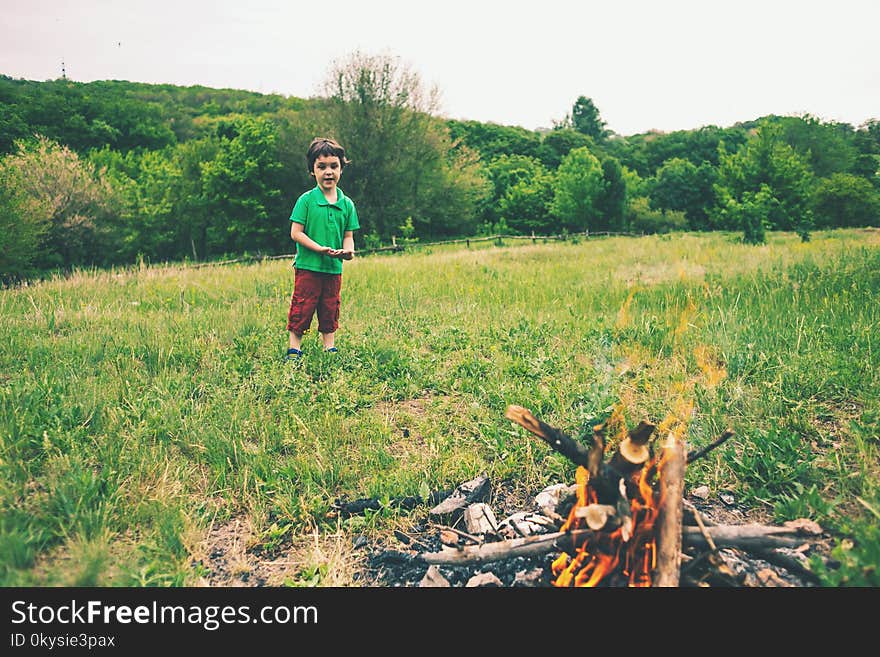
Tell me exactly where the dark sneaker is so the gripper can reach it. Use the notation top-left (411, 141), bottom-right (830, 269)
top-left (284, 348), bottom-right (303, 362)
top-left (325, 347), bottom-right (338, 353)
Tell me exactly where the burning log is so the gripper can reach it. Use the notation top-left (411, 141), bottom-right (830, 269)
top-left (653, 431), bottom-right (686, 587)
top-left (574, 504), bottom-right (619, 531)
top-left (505, 406), bottom-right (637, 509)
top-left (608, 420), bottom-right (654, 475)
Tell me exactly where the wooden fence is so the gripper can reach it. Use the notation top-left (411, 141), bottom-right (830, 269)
top-left (187, 230), bottom-right (641, 269)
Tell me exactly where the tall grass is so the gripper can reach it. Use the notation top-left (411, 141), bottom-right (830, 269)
top-left (2, 229), bottom-right (878, 585)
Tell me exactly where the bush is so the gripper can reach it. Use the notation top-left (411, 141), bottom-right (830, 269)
top-left (625, 197), bottom-right (686, 234)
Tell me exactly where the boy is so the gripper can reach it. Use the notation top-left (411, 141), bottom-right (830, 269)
top-left (284, 137), bottom-right (359, 360)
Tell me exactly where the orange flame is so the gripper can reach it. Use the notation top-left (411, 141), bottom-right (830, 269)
top-left (553, 452), bottom-right (666, 587)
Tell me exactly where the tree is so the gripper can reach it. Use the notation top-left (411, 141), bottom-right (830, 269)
top-left (550, 146), bottom-right (604, 232)
top-left (0, 162), bottom-right (50, 281)
top-left (812, 173), bottom-right (880, 228)
top-left (593, 157), bottom-right (626, 231)
top-left (571, 96), bottom-right (608, 141)
top-left (713, 123), bottom-right (815, 241)
top-left (650, 158), bottom-right (718, 230)
top-left (446, 120), bottom-right (542, 161)
top-left (4, 136), bottom-right (120, 269)
top-left (200, 115), bottom-right (284, 255)
top-left (773, 114), bottom-right (857, 178)
top-left (498, 172), bottom-right (555, 234)
top-left (538, 128), bottom-right (594, 169)
top-left (322, 51), bottom-right (489, 239)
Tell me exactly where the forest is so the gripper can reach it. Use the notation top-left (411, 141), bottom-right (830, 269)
top-left (1, 51), bottom-right (879, 281)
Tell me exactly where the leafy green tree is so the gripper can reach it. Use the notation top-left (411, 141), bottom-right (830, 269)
top-left (650, 158), bottom-right (718, 230)
top-left (617, 125), bottom-right (749, 177)
top-left (538, 128), bottom-right (594, 168)
top-left (625, 196), bottom-right (687, 235)
top-left (550, 146), bottom-right (604, 232)
top-left (812, 173), bottom-right (880, 228)
top-left (0, 162), bottom-right (50, 281)
top-left (621, 165), bottom-right (649, 200)
top-left (4, 136), bottom-right (120, 269)
top-left (570, 96), bottom-right (608, 141)
top-left (499, 173), bottom-right (555, 234)
top-left (773, 114), bottom-right (857, 178)
top-left (484, 154), bottom-right (548, 224)
top-left (593, 157), bottom-right (626, 231)
top-left (200, 116), bottom-right (284, 255)
top-left (446, 120), bottom-right (542, 161)
top-left (713, 123), bottom-right (815, 241)
top-left (322, 51), bottom-right (489, 239)
top-left (716, 185), bottom-right (773, 244)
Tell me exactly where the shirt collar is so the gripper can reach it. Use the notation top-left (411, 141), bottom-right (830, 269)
top-left (313, 185), bottom-right (346, 208)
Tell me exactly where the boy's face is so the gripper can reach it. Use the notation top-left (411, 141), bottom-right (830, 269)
top-left (312, 154), bottom-right (342, 193)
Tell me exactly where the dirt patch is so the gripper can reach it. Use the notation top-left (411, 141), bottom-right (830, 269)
top-left (192, 516), bottom-right (366, 587)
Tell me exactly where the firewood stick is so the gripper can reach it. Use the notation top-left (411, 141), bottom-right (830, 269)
top-left (628, 420), bottom-right (656, 445)
top-left (687, 430), bottom-right (734, 463)
top-left (684, 499), bottom-right (736, 579)
top-left (377, 523), bottom-right (810, 568)
top-left (434, 524), bottom-right (482, 545)
top-left (681, 525), bottom-right (806, 550)
top-left (683, 499), bottom-right (718, 551)
top-left (752, 549), bottom-right (822, 585)
top-left (653, 432), bottom-right (686, 587)
top-left (390, 530), bottom-right (595, 566)
top-left (505, 405), bottom-right (625, 505)
top-left (505, 405), bottom-right (591, 467)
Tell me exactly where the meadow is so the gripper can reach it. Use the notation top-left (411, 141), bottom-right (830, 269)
top-left (1, 229), bottom-right (878, 586)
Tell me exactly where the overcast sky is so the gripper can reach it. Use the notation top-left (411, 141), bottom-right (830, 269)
top-left (2, 0), bottom-right (878, 136)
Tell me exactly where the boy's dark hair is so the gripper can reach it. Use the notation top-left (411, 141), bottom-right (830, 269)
top-left (306, 137), bottom-right (350, 174)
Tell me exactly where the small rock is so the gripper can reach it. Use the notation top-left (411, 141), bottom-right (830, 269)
top-left (465, 572), bottom-right (503, 587)
top-left (719, 492), bottom-right (736, 506)
top-left (429, 473), bottom-right (491, 517)
top-left (512, 567), bottom-right (546, 587)
top-left (498, 512), bottom-right (556, 539)
top-left (464, 503), bottom-right (499, 536)
top-left (419, 565), bottom-right (451, 588)
top-left (535, 483), bottom-right (576, 515)
top-left (439, 529), bottom-right (460, 546)
top-left (691, 485), bottom-right (710, 500)
top-left (783, 518), bottom-right (823, 535)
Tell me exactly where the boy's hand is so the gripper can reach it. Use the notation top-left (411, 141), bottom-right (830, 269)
top-left (326, 248), bottom-right (353, 260)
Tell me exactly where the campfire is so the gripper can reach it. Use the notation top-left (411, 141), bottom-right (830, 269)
top-left (507, 403), bottom-right (691, 587)
top-left (366, 403), bottom-right (824, 587)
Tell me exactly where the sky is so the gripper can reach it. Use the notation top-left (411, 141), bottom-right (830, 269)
top-left (1, 0), bottom-right (878, 136)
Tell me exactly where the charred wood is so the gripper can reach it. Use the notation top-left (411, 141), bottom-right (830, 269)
top-left (687, 429), bottom-right (735, 463)
top-left (332, 490), bottom-right (449, 518)
top-left (505, 405), bottom-right (592, 467)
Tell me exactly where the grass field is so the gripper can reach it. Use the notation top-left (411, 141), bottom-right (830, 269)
top-left (2, 229), bottom-right (878, 586)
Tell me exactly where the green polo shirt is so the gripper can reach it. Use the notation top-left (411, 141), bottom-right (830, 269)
top-left (290, 186), bottom-right (360, 274)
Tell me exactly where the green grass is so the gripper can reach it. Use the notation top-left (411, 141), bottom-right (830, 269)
top-left (2, 229), bottom-right (878, 586)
